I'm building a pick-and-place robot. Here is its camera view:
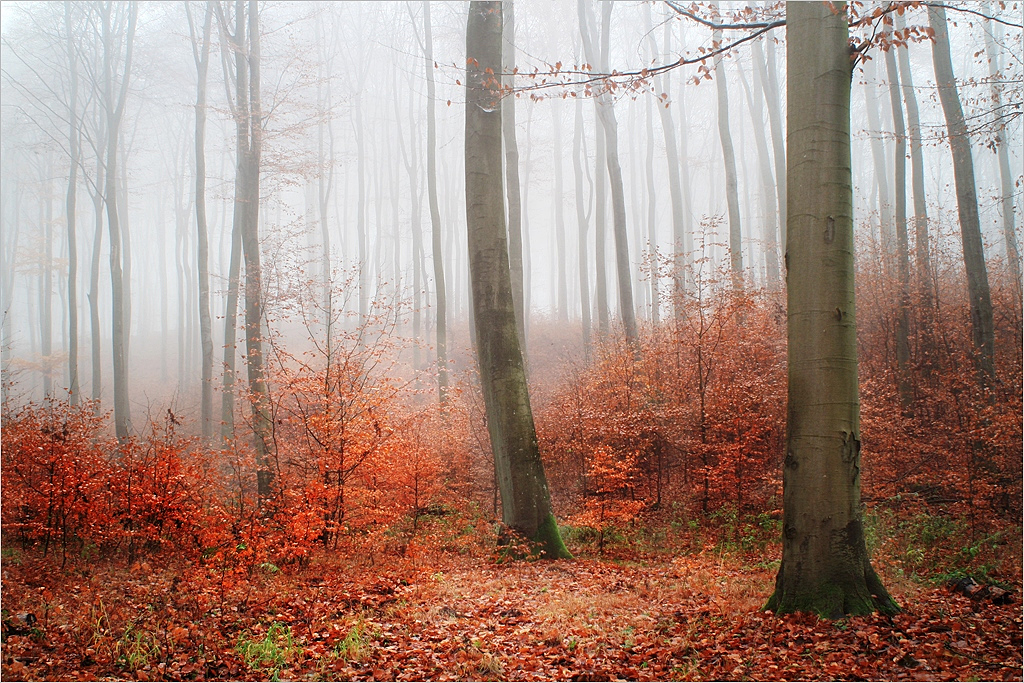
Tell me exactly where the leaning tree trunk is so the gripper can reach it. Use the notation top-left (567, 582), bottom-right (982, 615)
top-left (465, 0), bottom-right (570, 560)
top-left (928, 3), bottom-right (996, 385)
top-left (766, 0), bottom-right (898, 618)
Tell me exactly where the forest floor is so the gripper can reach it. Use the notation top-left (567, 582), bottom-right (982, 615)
top-left (2, 540), bottom-right (1021, 682)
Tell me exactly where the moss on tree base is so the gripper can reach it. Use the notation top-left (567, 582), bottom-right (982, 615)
top-left (765, 565), bottom-right (899, 618)
top-left (496, 513), bottom-right (573, 561)
top-left (531, 512), bottom-right (572, 560)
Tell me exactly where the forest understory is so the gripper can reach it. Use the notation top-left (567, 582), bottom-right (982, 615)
top-left (2, 514), bottom-right (1022, 682)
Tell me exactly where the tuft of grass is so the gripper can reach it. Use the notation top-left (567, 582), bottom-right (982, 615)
top-left (116, 625), bottom-right (159, 671)
top-left (235, 621), bottom-right (296, 681)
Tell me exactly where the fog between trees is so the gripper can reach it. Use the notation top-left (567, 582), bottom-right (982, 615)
top-left (1, 0), bottom-right (1020, 421)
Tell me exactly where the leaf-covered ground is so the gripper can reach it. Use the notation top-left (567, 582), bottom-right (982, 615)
top-left (2, 550), bottom-right (1021, 681)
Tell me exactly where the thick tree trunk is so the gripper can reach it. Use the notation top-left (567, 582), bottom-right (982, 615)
top-left (928, 4), bottom-right (996, 385)
top-left (712, 3), bottom-right (743, 291)
top-left (883, 25), bottom-right (913, 410)
top-left (423, 0), bottom-right (448, 404)
top-left (465, 0), bottom-right (570, 559)
top-left (767, 1), bottom-right (898, 618)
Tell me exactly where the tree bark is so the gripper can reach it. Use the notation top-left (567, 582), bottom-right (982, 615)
top-left (862, 56), bottom-right (895, 261)
top-left (579, 0), bottom-right (636, 342)
top-left (572, 94), bottom-right (592, 352)
top-left (465, 0), bottom-right (570, 559)
top-left (64, 1), bottom-right (80, 405)
top-left (766, 0), bottom-right (898, 618)
top-left (100, 1), bottom-right (136, 443)
top-left (738, 53), bottom-right (781, 289)
top-left (755, 37), bottom-right (786, 254)
top-left (983, 14), bottom-right (1022, 304)
top-left (423, 0), bottom-right (448, 404)
top-left (712, 1), bottom-right (743, 291)
top-left (187, 0), bottom-right (214, 441)
top-left (645, 11), bottom-right (687, 310)
top-left (883, 24), bottom-right (913, 410)
top-left (928, 3), bottom-right (996, 385)
top-left (501, 0), bottom-right (527, 348)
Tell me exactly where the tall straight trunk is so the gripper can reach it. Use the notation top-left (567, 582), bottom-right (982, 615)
top-left (738, 57), bottom-right (781, 289)
top-left (863, 56), bottom-right (895, 260)
top-left (767, 0), bottom-right (897, 618)
top-left (397, 69), bottom-right (423, 372)
top-left (573, 95), bottom-right (592, 352)
top-left (42, 160), bottom-right (54, 398)
top-left (423, 0), bottom-right (448, 404)
top-left (883, 25), bottom-right (913, 410)
top-left (218, 0), bottom-right (244, 443)
top-left (928, 3), bottom-right (996, 385)
top-left (894, 14), bottom-right (934, 319)
top-left (187, 0), bottom-right (214, 441)
top-left (89, 161), bottom-right (103, 406)
top-left (983, 16), bottom-right (1022, 302)
top-left (1, 184), bottom-right (21, 393)
top-left (677, 63), bottom-right (695, 291)
top-left (755, 37), bottom-right (786, 253)
top-left (521, 116), bottom-right (533, 340)
top-left (354, 99), bottom-right (368, 328)
top-left (646, 12), bottom-right (686, 311)
top-left (644, 81), bottom-right (660, 325)
top-left (220, 209), bottom-right (242, 440)
top-left (579, 0), bottom-right (635, 341)
top-left (552, 98), bottom-right (569, 322)
top-left (101, 1), bottom-right (136, 443)
top-left (712, 2), bottom-right (743, 291)
top-left (174, 152), bottom-right (188, 387)
top-left (240, 0), bottom-right (273, 499)
top-left (501, 0), bottom-right (526, 346)
top-left (316, 16), bottom-right (334, 319)
top-left (64, 1), bottom-right (80, 405)
top-left (594, 97), bottom-right (609, 336)
top-left (578, 0), bottom-right (608, 335)
top-left (118, 141), bottom-right (133, 367)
